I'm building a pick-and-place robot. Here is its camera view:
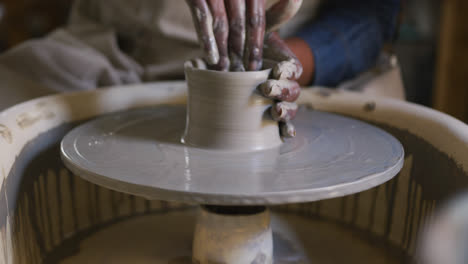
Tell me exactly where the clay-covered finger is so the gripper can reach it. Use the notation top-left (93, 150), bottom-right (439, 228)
top-left (265, 0), bottom-right (303, 33)
top-left (225, 0), bottom-right (246, 71)
top-left (207, 0), bottom-right (230, 71)
top-left (279, 121), bottom-right (296, 138)
top-left (186, 0), bottom-right (219, 65)
top-left (185, 58), bottom-right (208, 69)
top-left (273, 59), bottom-right (303, 80)
top-left (270, 102), bottom-right (298, 121)
top-left (264, 32), bottom-right (303, 80)
top-left (258, 79), bottom-right (300, 102)
top-left (244, 0), bottom-right (266, 71)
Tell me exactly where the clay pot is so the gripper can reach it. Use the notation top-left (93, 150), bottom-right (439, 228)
top-left (183, 64), bottom-right (282, 152)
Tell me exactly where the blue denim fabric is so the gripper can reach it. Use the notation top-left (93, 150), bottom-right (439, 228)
top-left (296, 0), bottom-right (400, 86)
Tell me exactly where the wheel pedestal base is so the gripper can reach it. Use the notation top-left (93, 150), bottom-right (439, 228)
top-left (193, 206), bottom-right (273, 264)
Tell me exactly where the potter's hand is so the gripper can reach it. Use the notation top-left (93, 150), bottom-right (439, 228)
top-left (185, 0), bottom-right (302, 71)
top-left (259, 32), bottom-right (302, 137)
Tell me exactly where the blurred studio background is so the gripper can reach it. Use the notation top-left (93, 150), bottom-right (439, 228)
top-left (0, 0), bottom-right (467, 121)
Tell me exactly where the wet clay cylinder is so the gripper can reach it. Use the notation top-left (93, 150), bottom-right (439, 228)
top-left (183, 64), bottom-right (282, 151)
top-left (193, 206), bottom-right (273, 264)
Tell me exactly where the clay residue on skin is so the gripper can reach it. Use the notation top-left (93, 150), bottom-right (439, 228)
top-left (189, 1), bottom-right (219, 65)
top-left (264, 32), bottom-right (303, 80)
top-left (0, 124), bottom-right (12, 144)
top-left (262, 80), bottom-right (284, 97)
top-left (280, 121), bottom-right (296, 138)
top-left (271, 101), bottom-right (298, 121)
top-left (273, 59), bottom-right (301, 80)
top-left (259, 79), bottom-right (300, 102)
top-left (226, 0), bottom-right (246, 72)
top-left (244, 0), bottom-right (266, 71)
top-left (207, 0), bottom-right (230, 71)
top-left (16, 102), bottom-right (55, 129)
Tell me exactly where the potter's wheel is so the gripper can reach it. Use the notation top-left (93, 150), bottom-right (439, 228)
top-left (61, 104), bottom-right (403, 205)
top-left (60, 88), bottom-right (404, 263)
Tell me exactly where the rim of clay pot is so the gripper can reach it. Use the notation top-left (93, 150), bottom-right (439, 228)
top-left (184, 66), bottom-right (273, 84)
top-left (184, 59), bottom-right (276, 75)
